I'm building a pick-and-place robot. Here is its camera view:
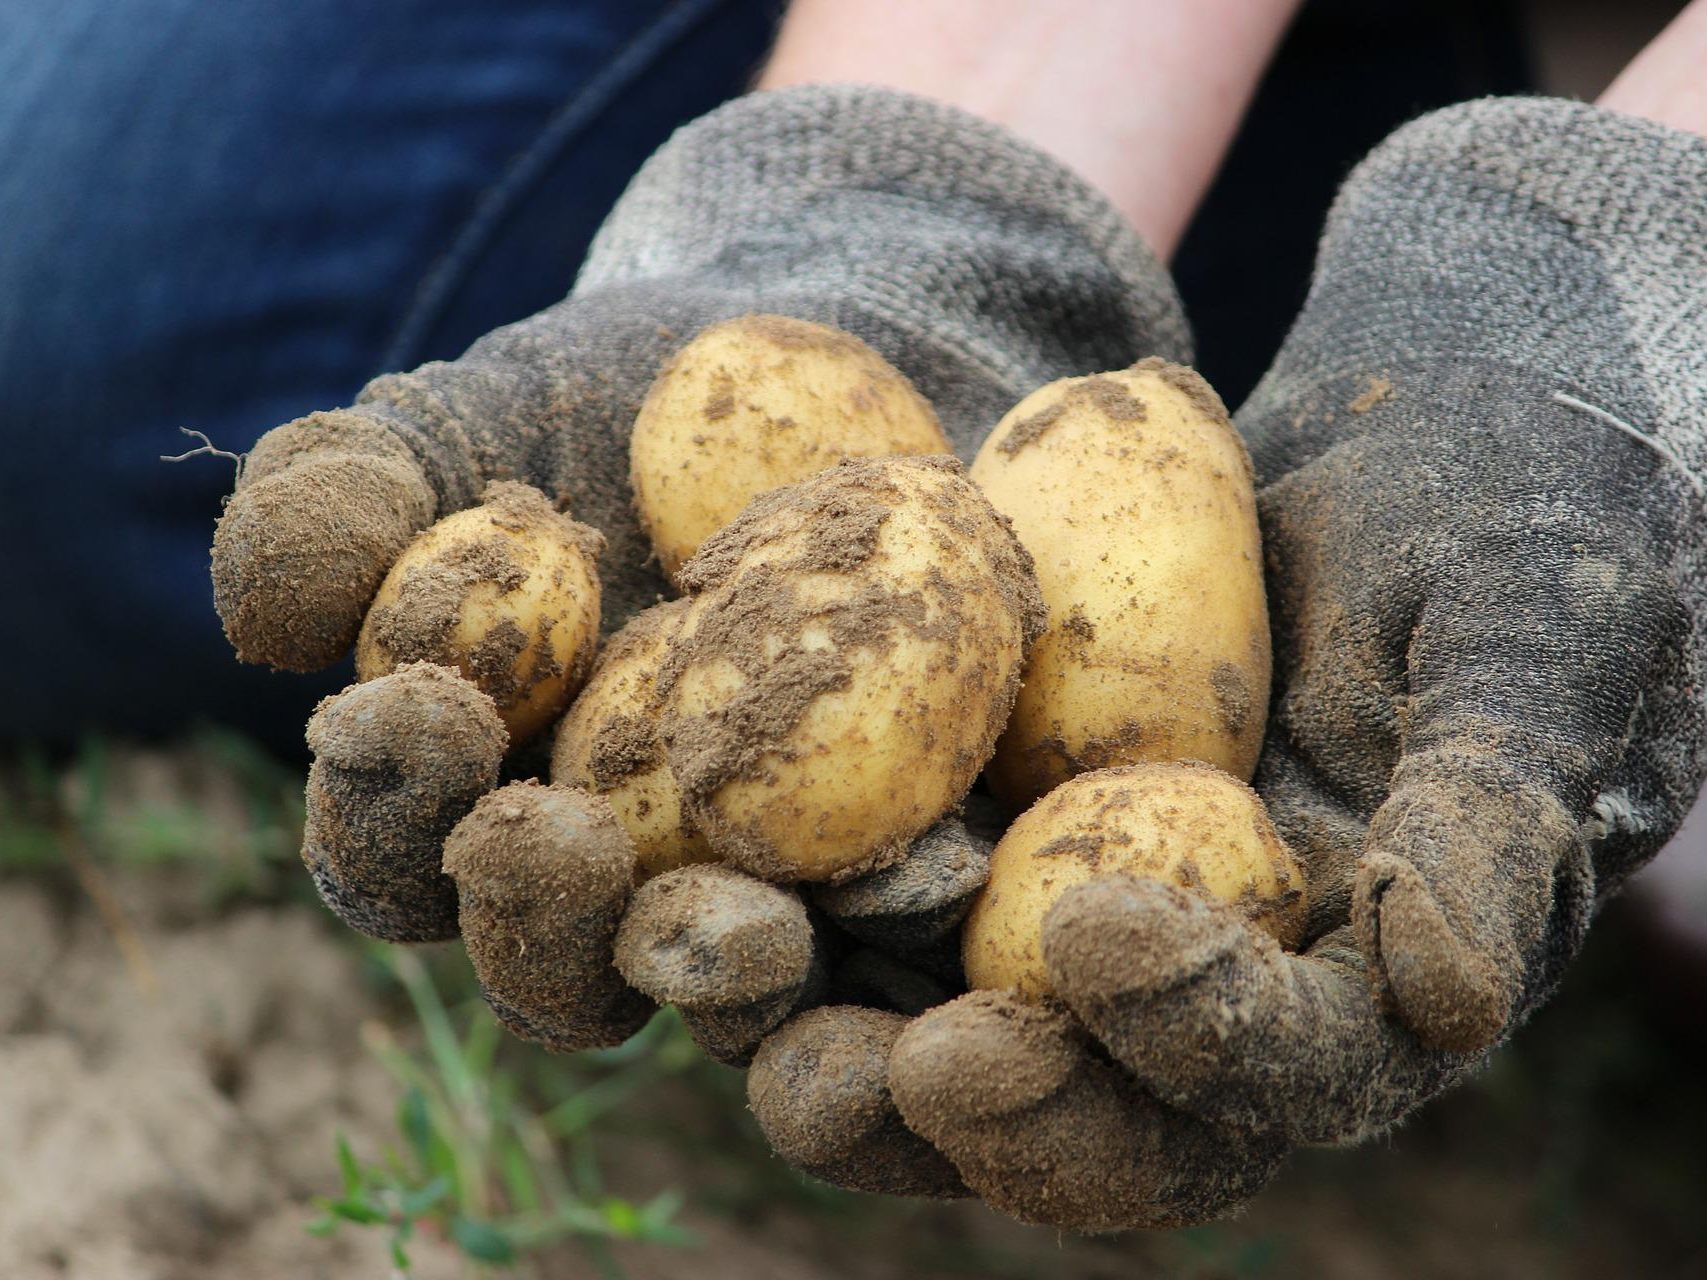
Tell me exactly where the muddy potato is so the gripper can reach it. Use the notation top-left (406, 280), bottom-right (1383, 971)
top-left (356, 481), bottom-right (602, 745)
top-left (962, 762), bottom-right (1306, 1000)
top-left (630, 314), bottom-right (951, 580)
top-left (658, 455), bottom-right (1045, 884)
top-left (970, 359), bottom-right (1270, 811)
top-left (552, 599), bottom-right (715, 878)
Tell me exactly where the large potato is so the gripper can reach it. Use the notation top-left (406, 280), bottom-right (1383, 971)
top-left (630, 314), bottom-right (951, 580)
top-left (356, 482), bottom-right (602, 744)
top-left (970, 359), bottom-right (1270, 811)
top-left (552, 599), bottom-right (715, 878)
top-left (657, 455), bottom-right (1045, 884)
top-left (962, 762), bottom-right (1307, 999)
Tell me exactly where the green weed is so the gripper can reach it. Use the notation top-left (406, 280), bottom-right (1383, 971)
top-left (311, 945), bottom-right (700, 1278)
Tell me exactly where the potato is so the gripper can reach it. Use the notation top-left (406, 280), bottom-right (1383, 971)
top-left (552, 599), bottom-right (715, 878)
top-left (356, 481), bottom-right (602, 744)
top-left (657, 455), bottom-right (1045, 884)
top-left (962, 762), bottom-right (1306, 999)
top-left (969, 359), bottom-right (1270, 811)
top-left (630, 314), bottom-right (951, 580)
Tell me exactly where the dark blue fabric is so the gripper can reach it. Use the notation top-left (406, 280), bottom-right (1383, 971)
top-left (0, 0), bottom-right (1522, 754)
top-left (0, 0), bottom-right (780, 753)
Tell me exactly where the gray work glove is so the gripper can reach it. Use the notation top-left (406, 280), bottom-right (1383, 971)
top-left (212, 84), bottom-right (1180, 669)
top-left (809, 97), bottom-right (1705, 1229)
top-left (213, 85), bottom-right (1220, 1198)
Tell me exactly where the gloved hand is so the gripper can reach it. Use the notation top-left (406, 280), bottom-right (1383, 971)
top-left (211, 83), bottom-right (1182, 670)
top-left (753, 97), bottom-right (1707, 1230)
top-left (210, 84), bottom-right (1188, 1141)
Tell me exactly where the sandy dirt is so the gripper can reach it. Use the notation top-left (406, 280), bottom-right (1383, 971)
top-left (0, 869), bottom-right (458, 1280)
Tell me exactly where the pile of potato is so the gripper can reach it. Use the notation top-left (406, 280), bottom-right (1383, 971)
top-left (345, 312), bottom-right (1303, 1013)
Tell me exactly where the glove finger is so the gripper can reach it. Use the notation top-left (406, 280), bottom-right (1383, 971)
top-left (1352, 540), bottom-right (1676, 1051)
top-left (888, 991), bottom-right (1284, 1231)
top-left (1260, 738), bottom-right (1585, 1053)
top-left (214, 414), bottom-right (438, 671)
top-left (748, 1005), bottom-right (967, 1199)
top-left (302, 663), bottom-right (507, 941)
top-left (827, 947), bottom-right (953, 1017)
top-left (1044, 875), bottom-right (1462, 1145)
top-left (443, 782), bottom-right (653, 1052)
top-left (1353, 751), bottom-right (1586, 1052)
top-left (810, 814), bottom-right (991, 952)
top-left (614, 864), bottom-right (824, 1066)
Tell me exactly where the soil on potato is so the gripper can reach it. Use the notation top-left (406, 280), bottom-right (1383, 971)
top-left (358, 481), bottom-right (602, 726)
top-left (5, 748), bottom-right (1706, 1279)
top-left (658, 456), bottom-right (1043, 884)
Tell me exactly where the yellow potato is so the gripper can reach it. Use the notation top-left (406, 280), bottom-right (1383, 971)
top-left (970, 359), bottom-right (1270, 811)
top-left (658, 455), bottom-right (1045, 884)
top-left (552, 599), bottom-right (715, 878)
top-left (356, 482), bottom-right (602, 745)
top-left (630, 314), bottom-right (951, 580)
top-left (962, 762), bottom-right (1307, 999)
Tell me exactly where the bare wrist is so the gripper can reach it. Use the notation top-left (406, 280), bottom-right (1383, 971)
top-left (758, 0), bottom-right (1299, 258)
top-left (1597, 0), bottom-right (1707, 139)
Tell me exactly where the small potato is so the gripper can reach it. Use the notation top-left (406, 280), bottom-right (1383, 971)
top-left (356, 481), bottom-right (602, 745)
top-left (630, 314), bottom-right (951, 579)
top-left (552, 599), bottom-right (715, 878)
top-left (962, 762), bottom-right (1306, 1000)
top-left (970, 359), bottom-right (1270, 811)
top-left (658, 455), bottom-right (1045, 884)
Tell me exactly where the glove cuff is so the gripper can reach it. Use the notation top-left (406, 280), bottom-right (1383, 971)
top-left (577, 83), bottom-right (1188, 432)
top-left (1243, 96), bottom-right (1707, 498)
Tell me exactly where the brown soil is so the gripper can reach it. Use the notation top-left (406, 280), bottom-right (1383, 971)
top-left (0, 870), bottom-right (461, 1280)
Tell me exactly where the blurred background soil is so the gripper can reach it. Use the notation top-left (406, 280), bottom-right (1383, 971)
top-left (2, 735), bottom-right (1703, 1280)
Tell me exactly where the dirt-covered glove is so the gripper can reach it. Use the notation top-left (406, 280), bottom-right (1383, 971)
top-left (757, 97), bottom-right (1707, 1231)
top-left (1050, 91), bottom-right (1707, 1131)
top-left (228, 87), bottom-right (1189, 1078)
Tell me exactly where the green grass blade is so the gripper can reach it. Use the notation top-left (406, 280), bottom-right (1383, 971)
top-left (449, 1215), bottom-right (516, 1265)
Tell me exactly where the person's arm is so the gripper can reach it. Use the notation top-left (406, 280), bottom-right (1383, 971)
top-left (758, 0), bottom-right (1302, 258)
